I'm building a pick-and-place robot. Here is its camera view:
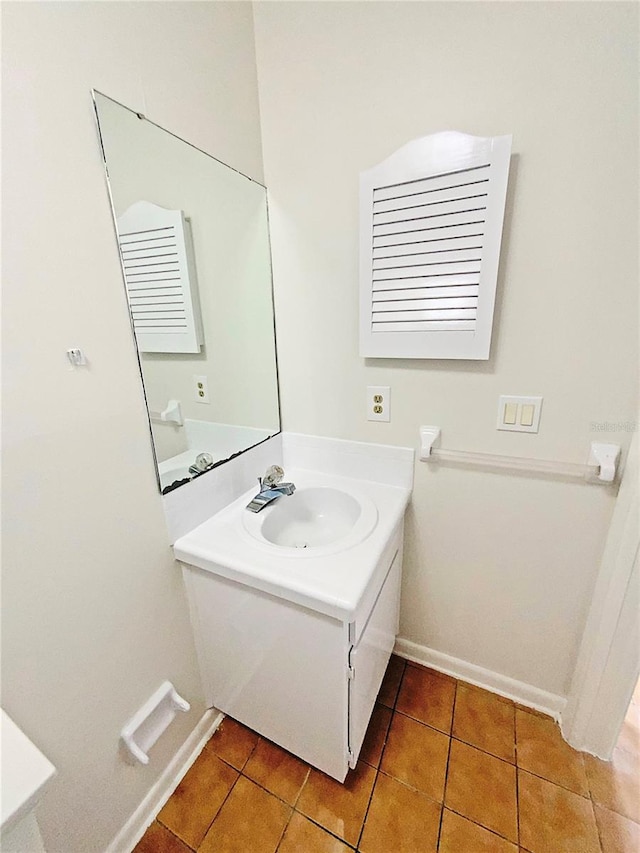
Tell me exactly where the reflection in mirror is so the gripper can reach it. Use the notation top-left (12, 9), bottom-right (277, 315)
top-left (93, 92), bottom-right (280, 494)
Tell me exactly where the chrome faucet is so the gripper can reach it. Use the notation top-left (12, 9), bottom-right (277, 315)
top-left (246, 465), bottom-right (296, 513)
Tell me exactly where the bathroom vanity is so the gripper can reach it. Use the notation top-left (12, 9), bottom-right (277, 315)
top-left (175, 460), bottom-right (412, 782)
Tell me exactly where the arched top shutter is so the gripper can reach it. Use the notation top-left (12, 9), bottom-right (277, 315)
top-left (359, 131), bottom-right (512, 360)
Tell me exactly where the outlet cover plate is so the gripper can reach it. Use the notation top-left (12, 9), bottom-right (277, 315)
top-left (194, 374), bottom-right (209, 404)
top-left (367, 385), bottom-right (391, 422)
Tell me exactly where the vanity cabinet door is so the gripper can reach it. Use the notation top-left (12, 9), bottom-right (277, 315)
top-left (348, 546), bottom-right (402, 764)
top-left (182, 564), bottom-right (350, 781)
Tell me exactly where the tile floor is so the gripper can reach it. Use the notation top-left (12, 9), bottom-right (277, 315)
top-left (135, 659), bottom-right (640, 853)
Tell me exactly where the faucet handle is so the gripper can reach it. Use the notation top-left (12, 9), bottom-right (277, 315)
top-left (262, 465), bottom-right (284, 489)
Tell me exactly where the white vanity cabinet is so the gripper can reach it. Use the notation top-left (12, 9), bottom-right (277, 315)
top-left (181, 522), bottom-right (403, 781)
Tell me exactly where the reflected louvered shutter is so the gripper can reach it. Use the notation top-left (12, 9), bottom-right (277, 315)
top-left (117, 201), bottom-right (204, 353)
top-left (360, 132), bottom-right (512, 359)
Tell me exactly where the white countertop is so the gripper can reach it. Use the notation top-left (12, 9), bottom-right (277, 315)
top-left (1, 710), bottom-right (55, 832)
top-left (174, 468), bottom-right (411, 620)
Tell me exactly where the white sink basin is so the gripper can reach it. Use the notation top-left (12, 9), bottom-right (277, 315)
top-left (242, 484), bottom-right (378, 555)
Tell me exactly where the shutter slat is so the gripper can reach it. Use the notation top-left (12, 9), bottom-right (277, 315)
top-left (372, 308), bottom-right (477, 323)
top-left (372, 234), bottom-right (483, 258)
top-left (373, 195), bottom-right (488, 225)
top-left (373, 164), bottom-right (491, 202)
top-left (372, 273), bottom-right (480, 290)
top-left (373, 284), bottom-right (479, 302)
top-left (373, 183), bottom-right (489, 214)
top-left (372, 222), bottom-right (485, 247)
top-left (372, 297), bottom-right (478, 312)
top-left (373, 248), bottom-right (482, 269)
top-left (372, 262), bottom-right (480, 281)
top-left (372, 320), bottom-right (477, 332)
top-left (373, 209), bottom-right (486, 237)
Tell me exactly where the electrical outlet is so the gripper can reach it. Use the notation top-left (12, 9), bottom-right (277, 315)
top-left (367, 385), bottom-right (391, 422)
top-left (194, 375), bottom-right (209, 404)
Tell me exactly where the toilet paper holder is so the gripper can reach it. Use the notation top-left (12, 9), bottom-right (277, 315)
top-left (121, 681), bottom-right (190, 765)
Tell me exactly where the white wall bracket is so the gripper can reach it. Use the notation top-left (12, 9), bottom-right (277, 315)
top-left (161, 399), bottom-right (183, 427)
top-left (120, 681), bottom-right (190, 765)
top-left (588, 443), bottom-right (621, 483)
top-left (149, 399), bottom-right (184, 427)
top-left (419, 425), bottom-right (441, 460)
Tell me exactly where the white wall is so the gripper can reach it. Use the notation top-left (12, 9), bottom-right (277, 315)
top-left (253, 2), bottom-right (639, 698)
top-left (1, 3), bottom-right (264, 851)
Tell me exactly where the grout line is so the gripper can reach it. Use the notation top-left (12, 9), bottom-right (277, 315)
top-left (291, 811), bottom-right (358, 850)
top-left (588, 788), bottom-right (605, 853)
top-left (155, 821), bottom-right (197, 852)
top-left (355, 691), bottom-right (397, 850)
top-left (355, 762), bottom-right (380, 850)
top-left (392, 656), bottom-right (407, 711)
top-left (375, 767), bottom-right (444, 805)
top-left (436, 680), bottom-right (457, 850)
top-left (272, 805), bottom-right (295, 853)
top-left (192, 728), bottom-right (261, 849)
top-left (292, 766), bottom-right (311, 809)
top-left (394, 704), bottom-right (518, 768)
top-left (195, 771), bottom-right (241, 849)
top-left (443, 805), bottom-right (519, 847)
top-left (516, 764), bottom-right (591, 800)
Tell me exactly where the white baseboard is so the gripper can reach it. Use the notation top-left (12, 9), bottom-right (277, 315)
top-left (106, 709), bottom-right (224, 853)
top-left (394, 638), bottom-right (566, 720)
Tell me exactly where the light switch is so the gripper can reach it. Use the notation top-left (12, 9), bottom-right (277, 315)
top-left (497, 396), bottom-right (543, 433)
top-left (520, 404), bottom-right (535, 427)
top-left (503, 403), bottom-right (518, 425)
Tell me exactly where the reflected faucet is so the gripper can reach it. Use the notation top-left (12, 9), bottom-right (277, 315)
top-left (188, 452), bottom-right (214, 477)
top-left (246, 465), bottom-right (296, 513)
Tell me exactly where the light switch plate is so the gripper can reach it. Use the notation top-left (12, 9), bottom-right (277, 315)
top-left (497, 395), bottom-right (543, 433)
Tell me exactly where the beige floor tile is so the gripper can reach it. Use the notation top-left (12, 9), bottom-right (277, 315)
top-left (515, 708), bottom-right (589, 796)
top-left (205, 717), bottom-right (259, 771)
top-left (595, 803), bottom-right (640, 853)
top-left (157, 749), bottom-right (238, 848)
top-left (133, 821), bottom-right (192, 853)
top-left (585, 748), bottom-right (640, 823)
top-left (359, 771), bottom-right (441, 853)
top-left (277, 812), bottom-right (352, 853)
top-left (439, 809), bottom-right (518, 852)
top-left (444, 739), bottom-right (517, 843)
top-left (380, 711), bottom-right (449, 801)
top-left (243, 738), bottom-right (309, 805)
top-left (199, 776), bottom-right (290, 853)
top-left (453, 683), bottom-right (515, 763)
top-left (518, 769), bottom-right (600, 853)
top-left (377, 654), bottom-right (406, 708)
top-left (359, 703), bottom-right (392, 769)
top-left (396, 664), bottom-right (456, 734)
top-left (296, 761), bottom-right (376, 847)
top-left (616, 701), bottom-right (640, 758)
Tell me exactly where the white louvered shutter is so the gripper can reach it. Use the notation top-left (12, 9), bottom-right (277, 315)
top-left (117, 201), bottom-right (204, 353)
top-left (359, 132), bottom-right (512, 359)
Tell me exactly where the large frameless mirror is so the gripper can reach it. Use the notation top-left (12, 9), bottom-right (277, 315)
top-left (93, 92), bottom-right (280, 493)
